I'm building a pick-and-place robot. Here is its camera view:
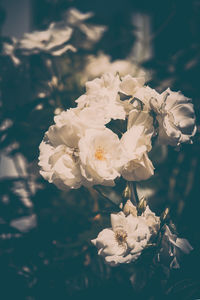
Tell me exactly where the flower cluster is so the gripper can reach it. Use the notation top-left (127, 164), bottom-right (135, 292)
top-left (38, 70), bottom-right (195, 270)
top-left (39, 72), bottom-right (196, 190)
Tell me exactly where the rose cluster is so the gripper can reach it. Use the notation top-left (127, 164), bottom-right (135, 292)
top-left (39, 72), bottom-right (196, 190)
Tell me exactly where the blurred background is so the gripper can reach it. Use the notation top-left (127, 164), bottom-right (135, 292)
top-left (0, 0), bottom-right (200, 299)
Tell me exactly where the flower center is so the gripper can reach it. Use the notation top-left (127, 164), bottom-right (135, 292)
top-left (65, 147), bottom-right (79, 162)
top-left (115, 229), bottom-right (127, 245)
top-left (94, 147), bottom-right (106, 161)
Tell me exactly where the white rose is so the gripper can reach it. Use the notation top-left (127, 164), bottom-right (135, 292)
top-left (39, 142), bottom-right (82, 190)
top-left (79, 128), bottom-right (124, 187)
top-left (66, 8), bottom-right (106, 50)
top-left (39, 107), bottom-right (107, 190)
top-left (76, 73), bottom-right (126, 121)
top-left (150, 88), bottom-right (196, 146)
top-left (18, 23), bottom-right (75, 56)
top-left (39, 108), bottom-right (83, 190)
top-left (81, 53), bottom-right (147, 84)
top-left (91, 210), bottom-right (151, 266)
top-left (47, 110), bottom-right (81, 149)
top-left (110, 61), bottom-right (145, 78)
top-left (121, 114), bottom-right (154, 181)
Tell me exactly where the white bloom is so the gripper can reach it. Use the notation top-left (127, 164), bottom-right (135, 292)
top-left (66, 8), bottom-right (106, 50)
top-left (39, 142), bottom-right (82, 190)
top-left (150, 88), bottom-right (196, 146)
top-left (81, 53), bottom-right (146, 84)
top-left (76, 73), bottom-right (126, 121)
top-left (110, 61), bottom-right (145, 78)
top-left (79, 128), bottom-right (124, 187)
top-left (121, 112), bottom-right (154, 181)
top-left (76, 94), bottom-right (125, 122)
top-left (18, 23), bottom-right (75, 56)
top-left (4, 8), bottom-right (105, 62)
top-left (82, 54), bottom-right (113, 81)
top-left (91, 208), bottom-right (151, 266)
top-left (39, 107), bottom-right (107, 190)
top-left (39, 137), bottom-right (82, 191)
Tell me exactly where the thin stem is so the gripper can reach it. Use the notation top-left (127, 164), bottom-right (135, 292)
top-left (127, 181), bottom-right (139, 206)
top-left (92, 186), bottom-right (119, 207)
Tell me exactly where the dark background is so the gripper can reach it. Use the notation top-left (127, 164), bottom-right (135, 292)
top-left (0, 0), bottom-right (200, 299)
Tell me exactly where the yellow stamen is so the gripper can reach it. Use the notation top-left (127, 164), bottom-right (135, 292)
top-left (115, 229), bottom-right (127, 245)
top-left (94, 147), bottom-right (106, 161)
